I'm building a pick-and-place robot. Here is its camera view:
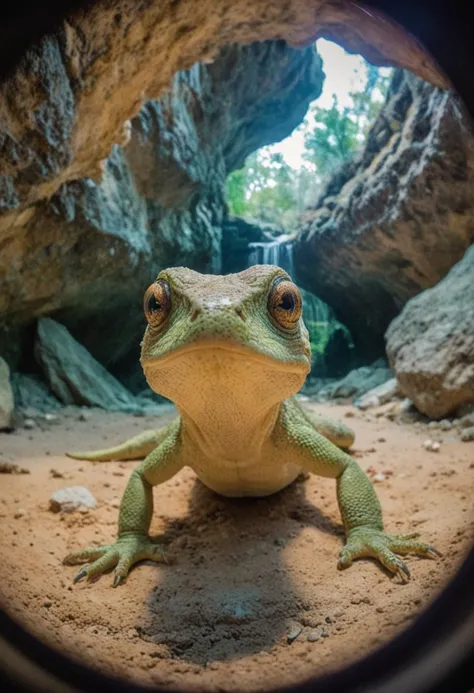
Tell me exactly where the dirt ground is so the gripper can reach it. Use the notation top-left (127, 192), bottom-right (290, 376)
top-left (0, 401), bottom-right (473, 692)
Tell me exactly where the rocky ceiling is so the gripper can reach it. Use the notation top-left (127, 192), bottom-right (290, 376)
top-left (0, 0), bottom-right (446, 226)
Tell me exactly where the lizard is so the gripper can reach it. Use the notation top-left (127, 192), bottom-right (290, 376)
top-left (63, 265), bottom-right (439, 587)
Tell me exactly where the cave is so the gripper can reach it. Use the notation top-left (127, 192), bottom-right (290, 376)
top-left (0, 1), bottom-right (473, 692)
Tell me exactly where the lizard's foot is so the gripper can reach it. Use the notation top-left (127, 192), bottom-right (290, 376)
top-left (63, 535), bottom-right (169, 587)
top-left (338, 528), bottom-right (441, 583)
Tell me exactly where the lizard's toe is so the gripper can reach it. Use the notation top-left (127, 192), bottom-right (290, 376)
top-left (340, 528), bottom-right (440, 582)
top-left (63, 544), bottom-right (112, 566)
top-left (65, 535), bottom-right (169, 586)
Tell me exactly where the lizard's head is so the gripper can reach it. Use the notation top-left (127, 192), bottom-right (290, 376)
top-left (140, 266), bottom-right (311, 413)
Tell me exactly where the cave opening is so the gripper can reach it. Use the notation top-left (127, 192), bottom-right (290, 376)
top-left (0, 2), bottom-right (473, 693)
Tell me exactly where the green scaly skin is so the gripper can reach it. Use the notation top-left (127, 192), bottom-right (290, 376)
top-left (64, 265), bottom-right (439, 587)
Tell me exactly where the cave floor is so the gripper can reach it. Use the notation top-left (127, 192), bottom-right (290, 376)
top-left (0, 402), bottom-right (473, 692)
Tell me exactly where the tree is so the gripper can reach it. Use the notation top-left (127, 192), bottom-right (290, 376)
top-left (226, 151), bottom-right (297, 227)
top-left (302, 64), bottom-right (391, 176)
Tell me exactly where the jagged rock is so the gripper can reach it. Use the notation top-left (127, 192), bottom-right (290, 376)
top-left (386, 245), bottom-right (474, 419)
top-left (34, 317), bottom-right (138, 411)
top-left (49, 487), bottom-right (97, 513)
top-left (294, 70), bottom-right (474, 357)
top-left (356, 378), bottom-right (401, 410)
top-left (0, 41), bottom-right (323, 369)
top-left (11, 373), bottom-right (61, 412)
top-left (321, 359), bottom-right (393, 400)
top-left (0, 357), bottom-right (14, 430)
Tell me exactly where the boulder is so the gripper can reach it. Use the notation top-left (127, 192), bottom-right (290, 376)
top-left (0, 356), bottom-right (14, 430)
top-left (34, 317), bottom-right (138, 411)
top-left (386, 244), bottom-right (474, 419)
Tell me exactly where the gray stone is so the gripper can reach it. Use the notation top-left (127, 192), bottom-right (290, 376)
top-left (386, 245), bottom-right (474, 419)
top-left (323, 360), bottom-right (393, 400)
top-left (35, 317), bottom-right (137, 411)
top-left (10, 373), bottom-right (61, 412)
top-left (356, 378), bottom-right (400, 410)
top-left (460, 427), bottom-right (474, 443)
top-left (0, 356), bottom-right (14, 430)
top-left (49, 487), bottom-right (97, 513)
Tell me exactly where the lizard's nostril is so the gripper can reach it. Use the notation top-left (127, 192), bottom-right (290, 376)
top-left (235, 307), bottom-right (247, 322)
top-left (190, 307), bottom-right (201, 322)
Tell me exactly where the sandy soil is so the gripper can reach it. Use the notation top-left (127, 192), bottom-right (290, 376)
top-left (0, 401), bottom-right (473, 692)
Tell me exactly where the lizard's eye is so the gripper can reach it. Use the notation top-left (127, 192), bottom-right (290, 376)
top-left (267, 276), bottom-right (302, 330)
top-left (144, 280), bottom-right (171, 327)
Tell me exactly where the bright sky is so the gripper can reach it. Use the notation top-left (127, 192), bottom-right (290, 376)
top-left (269, 39), bottom-right (391, 169)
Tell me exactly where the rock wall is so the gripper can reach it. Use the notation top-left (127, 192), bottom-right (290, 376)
top-left (293, 69), bottom-right (474, 357)
top-left (0, 40), bottom-right (323, 371)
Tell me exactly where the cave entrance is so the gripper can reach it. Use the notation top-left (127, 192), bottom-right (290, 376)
top-left (0, 3), bottom-right (473, 693)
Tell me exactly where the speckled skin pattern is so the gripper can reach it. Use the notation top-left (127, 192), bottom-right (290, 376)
top-left (65, 266), bottom-right (439, 586)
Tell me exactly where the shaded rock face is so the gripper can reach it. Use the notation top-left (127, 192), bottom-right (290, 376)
top-left (294, 70), bottom-right (474, 357)
top-left (0, 40), bottom-right (323, 369)
top-left (386, 244), bottom-right (474, 419)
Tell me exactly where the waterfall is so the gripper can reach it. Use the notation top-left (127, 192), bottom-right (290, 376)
top-left (248, 234), bottom-right (294, 276)
top-left (246, 233), bottom-right (353, 378)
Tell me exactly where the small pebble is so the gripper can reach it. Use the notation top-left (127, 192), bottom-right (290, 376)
top-left (423, 440), bottom-right (440, 452)
top-left (44, 413), bottom-right (58, 423)
top-left (24, 419), bottom-right (36, 430)
top-left (460, 426), bottom-right (474, 442)
top-left (287, 622), bottom-right (303, 643)
top-left (307, 630), bottom-right (321, 642)
top-left (49, 486), bottom-right (97, 513)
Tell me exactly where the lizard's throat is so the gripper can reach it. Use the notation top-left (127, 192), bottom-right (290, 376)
top-left (142, 348), bottom-right (304, 450)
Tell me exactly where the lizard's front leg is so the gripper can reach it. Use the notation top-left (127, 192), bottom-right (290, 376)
top-left (64, 421), bottom-right (183, 586)
top-left (290, 423), bottom-right (440, 581)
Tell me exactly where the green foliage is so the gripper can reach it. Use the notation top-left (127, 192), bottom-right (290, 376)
top-left (226, 151), bottom-right (297, 227)
top-left (302, 65), bottom-right (391, 175)
top-left (225, 57), bottom-right (392, 228)
top-left (306, 320), bottom-right (354, 370)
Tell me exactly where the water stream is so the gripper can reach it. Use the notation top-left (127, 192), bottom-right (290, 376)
top-left (247, 234), bottom-right (353, 378)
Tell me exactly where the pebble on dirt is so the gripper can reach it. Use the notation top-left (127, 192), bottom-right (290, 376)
top-left (423, 440), bottom-right (441, 452)
top-left (49, 486), bottom-right (97, 513)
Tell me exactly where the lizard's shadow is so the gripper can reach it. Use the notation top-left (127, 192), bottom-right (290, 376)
top-left (138, 474), bottom-right (344, 665)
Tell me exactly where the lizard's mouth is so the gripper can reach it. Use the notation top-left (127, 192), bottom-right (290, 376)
top-left (141, 338), bottom-right (310, 375)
